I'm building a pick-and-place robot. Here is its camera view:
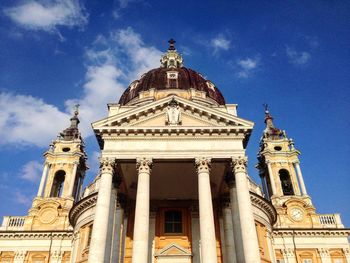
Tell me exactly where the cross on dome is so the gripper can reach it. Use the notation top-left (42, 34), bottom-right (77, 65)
top-left (168, 38), bottom-right (176, 50)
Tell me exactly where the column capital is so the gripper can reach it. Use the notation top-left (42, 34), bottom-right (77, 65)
top-left (99, 157), bottom-right (115, 175)
top-left (136, 157), bottom-right (153, 173)
top-left (195, 157), bottom-right (211, 174)
top-left (343, 247), bottom-right (350, 256)
top-left (231, 156), bottom-right (248, 173)
top-left (317, 248), bottom-right (330, 258)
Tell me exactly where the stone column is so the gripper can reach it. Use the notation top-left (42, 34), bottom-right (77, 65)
top-left (37, 163), bottom-right (49, 196)
top-left (294, 162), bottom-right (307, 195)
top-left (88, 158), bottom-right (115, 263)
top-left (132, 157), bottom-right (152, 263)
top-left (222, 201), bottom-right (236, 263)
top-left (225, 174), bottom-right (244, 262)
top-left (110, 195), bottom-right (124, 263)
top-left (195, 157), bottom-right (217, 263)
top-left (67, 161), bottom-right (79, 197)
top-left (266, 161), bottom-right (277, 196)
top-left (231, 156), bottom-right (261, 263)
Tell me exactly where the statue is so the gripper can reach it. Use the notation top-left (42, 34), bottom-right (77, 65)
top-left (166, 99), bottom-right (181, 125)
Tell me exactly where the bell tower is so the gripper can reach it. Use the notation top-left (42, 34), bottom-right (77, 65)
top-left (256, 105), bottom-right (317, 227)
top-left (24, 106), bottom-right (87, 230)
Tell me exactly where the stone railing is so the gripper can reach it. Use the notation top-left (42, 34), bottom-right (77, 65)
top-left (318, 214), bottom-right (344, 228)
top-left (0, 216), bottom-right (26, 230)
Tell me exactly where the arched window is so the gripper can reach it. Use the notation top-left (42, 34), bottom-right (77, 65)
top-left (50, 170), bottom-right (65, 197)
top-left (279, 169), bottom-right (294, 195)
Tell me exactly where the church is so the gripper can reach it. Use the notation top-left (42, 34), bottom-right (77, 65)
top-left (0, 40), bottom-right (349, 263)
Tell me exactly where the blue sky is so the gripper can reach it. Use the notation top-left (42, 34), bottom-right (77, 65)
top-left (0, 0), bottom-right (349, 226)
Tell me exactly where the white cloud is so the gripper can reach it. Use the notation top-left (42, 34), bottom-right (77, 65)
top-left (14, 190), bottom-right (32, 205)
top-left (66, 27), bottom-right (162, 135)
top-left (211, 35), bottom-right (231, 53)
top-left (286, 46), bottom-right (311, 65)
top-left (236, 57), bottom-right (260, 78)
top-left (4, 0), bottom-right (88, 32)
top-left (20, 160), bottom-right (42, 182)
top-left (0, 93), bottom-right (70, 147)
top-left (0, 27), bottom-right (162, 146)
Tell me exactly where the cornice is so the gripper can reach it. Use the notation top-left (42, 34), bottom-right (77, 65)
top-left (272, 228), bottom-right (350, 237)
top-left (69, 193), bottom-right (98, 227)
top-left (250, 192), bottom-right (277, 225)
top-left (0, 230), bottom-right (73, 239)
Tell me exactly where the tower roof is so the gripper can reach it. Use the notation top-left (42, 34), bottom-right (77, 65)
top-left (262, 104), bottom-right (284, 140)
top-left (118, 39), bottom-right (226, 106)
top-left (60, 105), bottom-right (81, 141)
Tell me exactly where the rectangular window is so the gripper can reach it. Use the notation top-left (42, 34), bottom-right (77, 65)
top-left (164, 210), bottom-right (183, 234)
top-left (334, 259), bottom-right (343, 263)
top-left (302, 259), bottom-right (312, 263)
top-left (276, 260), bottom-right (284, 263)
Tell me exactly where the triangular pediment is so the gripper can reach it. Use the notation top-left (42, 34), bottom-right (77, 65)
top-left (92, 95), bottom-right (254, 131)
top-left (155, 243), bottom-right (192, 257)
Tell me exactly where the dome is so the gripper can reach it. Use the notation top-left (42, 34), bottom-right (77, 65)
top-left (118, 39), bottom-right (226, 106)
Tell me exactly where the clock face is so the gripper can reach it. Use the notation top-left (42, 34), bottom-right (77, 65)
top-left (290, 208), bottom-right (304, 221)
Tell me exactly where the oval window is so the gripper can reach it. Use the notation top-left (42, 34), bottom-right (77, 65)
top-left (62, 147), bottom-right (70, 152)
top-left (274, 146), bottom-right (282, 151)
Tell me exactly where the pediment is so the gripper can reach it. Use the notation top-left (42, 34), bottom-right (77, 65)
top-left (93, 95), bottom-right (253, 131)
top-left (155, 243), bottom-right (192, 257)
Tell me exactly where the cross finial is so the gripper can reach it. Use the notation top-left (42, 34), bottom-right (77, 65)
top-left (74, 104), bottom-right (80, 116)
top-left (263, 103), bottom-right (269, 113)
top-left (168, 38), bottom-right (176, 50)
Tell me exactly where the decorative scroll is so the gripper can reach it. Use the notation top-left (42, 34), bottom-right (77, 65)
top-left (99, 158), bottom-right (115, 175)
top-left (195, 157), bottom-right (211, 174)
top-left (231, 156), bottom-right (248, 173)
top-left (136, 157), bottom-right (153, 173)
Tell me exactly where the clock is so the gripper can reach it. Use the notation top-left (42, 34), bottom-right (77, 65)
top-left (290, 208), bottom-right (304, 221)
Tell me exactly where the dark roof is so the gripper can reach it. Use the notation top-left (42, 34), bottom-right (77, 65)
top-left (118, 67), bottom-right (226, 105)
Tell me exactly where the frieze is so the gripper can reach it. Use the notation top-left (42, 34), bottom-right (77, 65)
top-left (0, 231), bottom-right (73, 240)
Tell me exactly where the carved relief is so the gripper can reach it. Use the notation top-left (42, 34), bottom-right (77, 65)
top-left (136, 157), bottom-right (153, 173)
top-left (231, 156), bottom-right (248, 173)
top-left (38, 207), bottom-right (58, 224)
top-left (165, 99), bottom-right (182, 126)
top-left (99, 158), bottom-right (115, 174)
top-left (195, 157), bottom-right (211, 174)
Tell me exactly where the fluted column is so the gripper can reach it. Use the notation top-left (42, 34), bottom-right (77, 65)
top-left (88, 158), bottom-right (115, 263)
top-left (294, 162), bottom-right (307, 195)
top-left (266, 161), bottom-right (277, 196)
top-left (222, 201), bottom-right (236, 263)
top-left (37, 163), bottom-right (49, 196)
top-left (195, 157), bottom-right (217, 263)
top-left (132, 157), bottom-right (152, 263)
top-left (231, 156), bottom-right (260, 263)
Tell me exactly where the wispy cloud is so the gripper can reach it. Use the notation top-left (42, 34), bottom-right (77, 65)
top-left (286, 46), bottom-right (311, 66)
top-left (14, 190), bottom-right (32, 205)
top-left (236, 56), bottom-right (260, 78)
top-left (0, 27), bottom-right (162, 146)
top-left (210, 34), bottom-right (231, 53)
top-left (4, 0), bottom-right (88, 34)
top-left (20, 160), bottom-right (42, 182)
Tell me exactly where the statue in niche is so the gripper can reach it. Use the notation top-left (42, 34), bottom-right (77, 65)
top-left (166, 99), bottom-right (182, 125)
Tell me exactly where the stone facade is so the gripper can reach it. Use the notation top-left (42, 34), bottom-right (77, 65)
top-left (0, 42), bottom-right (349, 263)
